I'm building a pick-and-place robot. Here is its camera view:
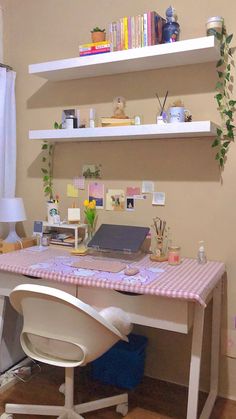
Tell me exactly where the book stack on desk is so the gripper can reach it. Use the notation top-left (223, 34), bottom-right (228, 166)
top-left (50, 233), bottom-right (82, 247)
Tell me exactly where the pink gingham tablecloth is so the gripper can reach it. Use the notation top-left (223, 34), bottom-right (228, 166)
top-left (0, 247), bottom-right (225, 306)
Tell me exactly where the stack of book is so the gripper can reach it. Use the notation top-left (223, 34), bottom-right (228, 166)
top-left (79, 41), bottom-right (111, 57)
top-left (50, 233), bottom-right (82, 247)
top-left (109, 11), bottom-right (165, 51)
top-left (101, 118), bottom-right (134, 127)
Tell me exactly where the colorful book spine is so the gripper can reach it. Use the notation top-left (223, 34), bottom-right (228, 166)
top-left (123, 16), bottom-right (128, 50)
top-left (128, 16), bottom-right (132, 49)
top-left (79, 49), bottom-right (110, 57)
top-left (107, 10), bottom-right (165, 52)
top-left (79, 41), bottom-right (110, 49)
top-left (143, 13), bottom-right (148, 47)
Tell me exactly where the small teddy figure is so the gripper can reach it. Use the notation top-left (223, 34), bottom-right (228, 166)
top-left (112, 96), bottom-right (129, 119)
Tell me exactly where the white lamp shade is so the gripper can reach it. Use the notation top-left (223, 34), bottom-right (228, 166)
top-left (0, 198), bottom-right (26, 222)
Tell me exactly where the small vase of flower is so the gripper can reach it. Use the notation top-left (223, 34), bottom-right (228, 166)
top-left (84, 199), bottom-right (97, 241)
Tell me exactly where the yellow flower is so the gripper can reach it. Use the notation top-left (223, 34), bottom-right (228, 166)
top-left (89, 200), bottom-right (96, 209)
top-left (83, 199), bottom-right (89, 207)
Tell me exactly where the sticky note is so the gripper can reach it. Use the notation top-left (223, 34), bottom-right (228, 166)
top-left (67, 184), bottom-right (79, 198)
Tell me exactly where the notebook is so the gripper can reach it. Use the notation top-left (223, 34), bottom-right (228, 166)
top-left (87, 224), bottom-right (149, 253)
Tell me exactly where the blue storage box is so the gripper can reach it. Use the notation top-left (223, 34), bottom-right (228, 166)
top-left (91, 333), bottom-right (148, 389)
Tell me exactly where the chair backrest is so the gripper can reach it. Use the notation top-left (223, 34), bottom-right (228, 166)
top-left (10, 284), bottom-right (128, 368)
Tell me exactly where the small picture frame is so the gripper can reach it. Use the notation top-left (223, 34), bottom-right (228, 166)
top-left (126, 197), bottom-right (135, 211)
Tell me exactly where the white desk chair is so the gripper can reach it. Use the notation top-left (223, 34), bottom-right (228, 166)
top-left (1, 284), bottom-right (129, 419)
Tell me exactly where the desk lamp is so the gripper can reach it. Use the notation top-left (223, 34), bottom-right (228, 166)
top-left (0, 197), bottom-right (26, 242)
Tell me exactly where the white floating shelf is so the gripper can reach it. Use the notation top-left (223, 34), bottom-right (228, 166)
top-left (29, 121), bottom-right (218, 142)
top-left (29, 36), bottom-right (220, 81)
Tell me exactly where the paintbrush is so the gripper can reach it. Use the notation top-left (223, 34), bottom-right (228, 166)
top-left (160, 90), bottom-right (169, 116)
top-left (155, 93), bottom-right (162, 111)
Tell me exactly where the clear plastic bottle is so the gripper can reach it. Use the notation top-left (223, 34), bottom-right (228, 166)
top-left (197, 241), bottom-right (207, 264)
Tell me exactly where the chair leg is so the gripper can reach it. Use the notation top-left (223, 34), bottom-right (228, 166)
top-left (64, 367), bottom-right (74, 410)
top-left (57, 412), bottom-right (84, 419)
top-left (74, 393), bottom-right (128, 416)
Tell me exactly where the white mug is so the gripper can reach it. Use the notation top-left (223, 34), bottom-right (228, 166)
top-left (167, 107), bottom-right (190, 123)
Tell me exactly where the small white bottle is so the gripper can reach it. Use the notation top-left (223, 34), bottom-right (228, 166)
top-left (197, 241), bottom-right (207, 264)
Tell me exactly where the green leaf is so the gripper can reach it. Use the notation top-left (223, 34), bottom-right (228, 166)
top-left (221, 148), bottom-right (226, 157)
top-left (212, 138), bottom-right (220, 147)
top-left (41, 168), bottom-right (48, 174)
top-left (225, 72), bottom-right (230, 81)
top-left (227, 64), bottom-right (231, 71)
top-left (42, 144), bottom-right (48, 150)
top-left (215, 152), bottom-right (220, 160)
top-left (43, 175), bottom-right (49, 181)
top-left (227, 130), bottom-right (234, 139)
top-left (226, 34), bottom-right (233, 44)
top-left (216, 81), bottom-right (223, 90)
top-left (44, 186), bottom-right (52, 195)
top-left (216, 128), bottom-right (223, 136)
top-left (219, 157), bottom-right (224, 167)
top-left (217, 71), bottom-right (224, 78)
top-left (54, 122), bottom-right (59, 129)
top-left (223, 110), bottom-right (233, 118)
top-left (216, 32), bottom-right (223, 41)
top-left (216, 59), bottom-right (224, 67)
top-left (215, 93), bottom-right (223, 101)
top-left (229, 100), bottom-right (236, 106)
top-left (223, 141), bottom-right (230, 148)
top-left (42, 157), bottom-right (46, 162)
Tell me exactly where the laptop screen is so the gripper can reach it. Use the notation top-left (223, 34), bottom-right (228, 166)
top-left (87, 224), bottom-right (149, 253)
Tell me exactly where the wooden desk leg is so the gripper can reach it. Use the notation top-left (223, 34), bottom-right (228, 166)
top-left (186, 301), bottom-right (205, 419)
top-left (0, 295), bottom-right (6, 346)
top-left (199, 281), bottom-right (222, 419)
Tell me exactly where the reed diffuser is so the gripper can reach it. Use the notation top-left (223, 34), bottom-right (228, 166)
top-left (150, 217), bottom-right (170, 262)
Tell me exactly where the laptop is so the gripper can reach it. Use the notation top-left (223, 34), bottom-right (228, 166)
top-left (87, 224), bottom-right (149, 253)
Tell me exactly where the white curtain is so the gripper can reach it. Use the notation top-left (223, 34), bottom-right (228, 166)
top-left (0, 67), bottom-right (16, 198)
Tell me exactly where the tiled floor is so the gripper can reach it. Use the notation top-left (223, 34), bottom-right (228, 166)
top-left (0, 364), bottom-right (236, 418)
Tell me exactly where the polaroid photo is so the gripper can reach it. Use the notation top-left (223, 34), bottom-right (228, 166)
top-left (106, 189), bottom-right (125, 211)
top-left (126, 197), bottom-right (135, 211)
top-left (152, 192), bottom-right (166, 206)
top-left (142, 181), bottom-right (154, 194)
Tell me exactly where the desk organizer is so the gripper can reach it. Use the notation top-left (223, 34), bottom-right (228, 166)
top-left (91, 333), bottom-right (148, 389)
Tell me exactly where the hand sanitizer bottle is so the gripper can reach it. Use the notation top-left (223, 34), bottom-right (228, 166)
top-left (197, 241), bottom-right (207, 264)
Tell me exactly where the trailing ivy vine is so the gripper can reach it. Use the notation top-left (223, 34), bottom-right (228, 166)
top-left (212, 25), bottom-right (236, 167)
top-left (40, 122), bottom-right (62, 200)
top-left (41, 141), bottom-right (55, 200)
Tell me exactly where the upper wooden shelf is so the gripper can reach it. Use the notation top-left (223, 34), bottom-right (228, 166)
top-left (29, 121), bottom-right (219, 142)
top-left (28, 36), bottom-right (220, 81)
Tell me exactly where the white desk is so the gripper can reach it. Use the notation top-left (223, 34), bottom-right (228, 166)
top-left (0, 247), bottom-right (225, 419)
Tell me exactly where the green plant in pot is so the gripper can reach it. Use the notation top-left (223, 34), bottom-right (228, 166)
top-left (91, 26), bottom-right (106, 43)
top-left (212, 23), bottom-right (236, 168)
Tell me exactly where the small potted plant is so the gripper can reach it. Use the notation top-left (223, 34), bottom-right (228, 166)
top-left (91, 26), bottom-right (106, 43)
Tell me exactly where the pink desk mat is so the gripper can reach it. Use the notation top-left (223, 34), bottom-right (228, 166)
top-left (0, 247), bottom-right (225, 306)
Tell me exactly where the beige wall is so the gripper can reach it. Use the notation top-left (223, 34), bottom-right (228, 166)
top-left (2, 0), bottom-right (236, 399)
